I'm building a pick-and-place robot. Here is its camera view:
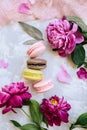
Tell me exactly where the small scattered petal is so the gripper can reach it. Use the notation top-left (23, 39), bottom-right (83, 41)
top-left (18, 3), bottom-right (30, 15)
top-left (0, 59), bottom-right (8, 69)
top-left (57, 66), bottom-right (71, 83)
top-left (77, 67), bottom-right (87, 79)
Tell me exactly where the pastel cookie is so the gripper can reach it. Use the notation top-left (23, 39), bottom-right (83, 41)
top-left (23, 68), bottom-right (43, 81)
top-left (33, 79), bottom-right (53, 93)
top-left (27, 58), bottom-right (47, 70)
top-left (27, 41), bottom-right (46, 58)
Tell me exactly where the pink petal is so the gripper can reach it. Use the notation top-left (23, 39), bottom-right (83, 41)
top-left (0, 59), bottom-right (8, 69)
top-left (2, 106), bottom-right (12, 114)
top-left (20, 92), bottom-right (32, 100)
top-left (57, 66), bottom-right (71, 83)
top-left (3, 62), bottom-right (8, 68)
top-left (18, 3), bottom-right (30, 15)
top-left (9, 95), bottom-right (22, 108)
top-left (77, 67), bottom-right (86, 79)
top-left (0, 92), bottom-right (10, 107)
top-left (59, 110), bottom-right (68, 123)
top-left (63, 20), bottom-right (70, 31)
top-left (69, 23), bottom-right (78, 34)
top-left (75, 32), bottom-right (84, 44)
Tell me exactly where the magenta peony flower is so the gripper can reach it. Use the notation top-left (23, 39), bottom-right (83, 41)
top-left (40, 95), bottom-right (71, 126)
top-left (0, 82), bottom-right (32, 114)
top-left (77, 67), bottom-right (87, 79)
top-left (46, 18), bottom-right (84, 57)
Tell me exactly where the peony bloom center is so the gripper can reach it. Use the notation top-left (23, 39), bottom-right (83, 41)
top-left (50, 99), bottom-right (58, 105)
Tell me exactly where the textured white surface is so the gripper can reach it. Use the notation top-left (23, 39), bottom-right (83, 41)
top-left (0, 20), bottom-right (87, 130)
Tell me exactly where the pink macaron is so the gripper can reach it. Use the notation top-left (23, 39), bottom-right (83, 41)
top-left (27, 41), bottom-right (46, 58)
top-left (33, 79), bottom-right (53, 93)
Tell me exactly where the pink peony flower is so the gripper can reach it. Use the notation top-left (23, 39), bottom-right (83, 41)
top-left (0, 82), bottom-right (32, 114)
top-left (77, 67), bottom-right (87, 79)
top-left (40, 95), bottom-right (71, 126)
top-left (46, 18), bottom-right (84, 57)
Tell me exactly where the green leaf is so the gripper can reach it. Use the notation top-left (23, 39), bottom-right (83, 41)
top-left (75, 112), bottom-right (87, 126)
top-left (71, 44), bottom-right (85, 67)
top-left (81, 125), bottom-right (87, 128)
top-left (66, 16), bottom-right (87, 33)
top-left (29, 99), bottom-right (43, 125)
top-left (19, 22), bottom-right (43, 40)
top-left (40, 127), bottom-right (48, 130)
top-left (10, 120), bottom-right (21, 127)
top-left (82, 32), bottom-right (87, 39)
top-left (84, 62), bottom-right (87, 68)
top-left (43, 117), bottom-right (48, 128)
top-left (23, 40), bottom-right (37, 45)
top-left (20, 124), bottom-right (39, 130)
top-left (69, 123), bottom-right (76, 130)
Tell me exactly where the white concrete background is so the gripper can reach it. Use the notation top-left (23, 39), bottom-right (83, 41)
top-left (0, 20), bottom-right (87, 130)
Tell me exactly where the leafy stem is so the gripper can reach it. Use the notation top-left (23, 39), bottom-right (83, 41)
top-left (21, 108), bottom-right (31, 120)
top-left (82, 41), bottom-right (87, 45)
top-left (69, 123), bottom-right (76, 130)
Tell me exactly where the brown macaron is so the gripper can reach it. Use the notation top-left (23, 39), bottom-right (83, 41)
top-left (27, 59), bottom-right (47, 70)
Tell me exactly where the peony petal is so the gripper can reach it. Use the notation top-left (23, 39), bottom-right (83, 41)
top-left (9, 95), bottom-right (22, 108)
top-left (57, 66), bottom-right (71, 83)
top-left (53, 118), bottom-right (61, 126)
top-left (18, 3), bottom-right (30, 15)
top-left (63, 19), bottom-right (70, 31)
top-left (69, 23), bottom-right (78, 34)
top-left (3, 62), bottom-right (8, 68)
top-left (0, 92), bottom-right (10, 107)
top-left (74, 32), bottom-right (84, 44)
top-left (2, 106), bottom-right (12, 114)
top-left (59, 110), bottom-right (68, 123)
top-left (0, 59), bottom-right (8, 69)
top-left (77, 67), bottom-right (87, 79)
top-left (20, 92), bottom-right (32, 100)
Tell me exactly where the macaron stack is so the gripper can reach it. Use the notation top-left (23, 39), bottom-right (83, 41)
top-left (23, 40), bottom-right (53, 93)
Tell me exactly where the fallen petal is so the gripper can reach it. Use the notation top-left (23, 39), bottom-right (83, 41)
top-left (57, 66), bottom-right (71, 83)
top-left (77, 67), bottom-right (87, 79)
top-left (3, 62), bottom-right (8, 68)
top-left (0, 59), bottom-right (8, 69)
top-left (18, 3), bottom-right (30, 15)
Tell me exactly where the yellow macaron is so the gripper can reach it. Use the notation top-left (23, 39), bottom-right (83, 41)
top-left (23, 68), bottom-right (43, 81)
